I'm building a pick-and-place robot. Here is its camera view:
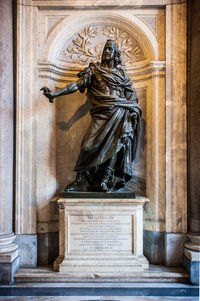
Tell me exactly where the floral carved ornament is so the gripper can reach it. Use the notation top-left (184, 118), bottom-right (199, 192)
top-left (58, 25), bottom-right (146, 67)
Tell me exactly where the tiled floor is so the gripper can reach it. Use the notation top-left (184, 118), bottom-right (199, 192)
top-left (0, 297), bottom-right (199, 301)
top-left (0, 282), bottom-right (199, 300)
top-left (0, 266), bottom-right (199, 300)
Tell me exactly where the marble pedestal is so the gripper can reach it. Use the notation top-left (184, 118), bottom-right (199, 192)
top-left (53, 197), bottom-right (149, 279)
top-left (0, 233), bottom-right (19, 284)
top-left (184, 234), bottom-right (200, 285)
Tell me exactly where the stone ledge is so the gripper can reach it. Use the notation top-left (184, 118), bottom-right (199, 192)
top-left (56, 196), bottom-right (149, 204)
top-left (61, 191), bottom-right (136, 199)
top-left (0, 250), bottom-right (18, 263)
top-left (184, 248), bottom-right (200, 262)
top-left (183, 255), bottom-right (199, 285)
top-left (0, 256), bottom-right (19, 284)
top-left (14, 265), bottom-right (189, 283)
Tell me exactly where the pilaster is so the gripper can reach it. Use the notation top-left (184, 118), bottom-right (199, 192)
top-left (165, 2), bottom-right (187, 266)
top-left (0, 0), bottom-right (19, 283)
top-left (184, 0), bottom-right (200, 285)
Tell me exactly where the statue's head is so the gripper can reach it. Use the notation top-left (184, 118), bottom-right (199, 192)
top-left (101, 39), bottom-right (122, 66)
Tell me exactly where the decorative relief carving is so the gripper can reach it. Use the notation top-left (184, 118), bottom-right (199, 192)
top-left (58, 25), bottom-right (145, 67)
top-left (47, 17), bottom-right (66, 38)
top-left (136, 15), bottom-right (157, 34)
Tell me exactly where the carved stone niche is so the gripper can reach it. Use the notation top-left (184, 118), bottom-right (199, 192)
top-left (16, 4), bottom-right (187, 265)
top-left (37, 10), bottom-right (166, 233)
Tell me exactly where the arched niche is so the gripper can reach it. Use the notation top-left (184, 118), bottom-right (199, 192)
top-left (41, 12), bottom-right (158, 68)
top-left (37, 10), bottom-right (166, 233)
top-left (15, 2), bottom-right (187, 266)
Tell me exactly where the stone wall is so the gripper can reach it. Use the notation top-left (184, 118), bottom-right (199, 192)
top-left (1, 0), bottom-right (199, 285)
top-left (187, 0), bottom-right (200, 236)
top-left (15, 0), bottom-right (187, 267)
top-left (13, 0), bottom-right (188, 267)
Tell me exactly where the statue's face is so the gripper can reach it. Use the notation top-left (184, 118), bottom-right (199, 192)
top-left (102, 41), bottom-right (115, 61)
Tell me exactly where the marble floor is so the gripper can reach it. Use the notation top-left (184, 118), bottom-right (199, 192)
top-left (0, 296), bottom-right (199, 301)
top-left (0, 282), bottom-right (199, 300)
top-left (0, 266), bottom-right (199, 300)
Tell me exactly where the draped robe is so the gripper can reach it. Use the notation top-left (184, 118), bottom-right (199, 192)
top-left (74, 62), bottom-right (141, 188)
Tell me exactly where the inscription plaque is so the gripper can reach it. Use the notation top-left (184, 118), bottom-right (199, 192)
top-left (53, 198), bottom-right (149, 275)
top-left (69, 214), bottom-right (132, 254)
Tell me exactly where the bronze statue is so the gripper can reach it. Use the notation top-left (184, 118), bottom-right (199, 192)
top-left (41, 39), bottom-right (141, 192)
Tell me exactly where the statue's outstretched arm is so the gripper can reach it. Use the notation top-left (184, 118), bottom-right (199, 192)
top-left (41, 78), bottom-right (85, 103)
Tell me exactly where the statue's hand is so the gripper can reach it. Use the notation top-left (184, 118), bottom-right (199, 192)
top-left (40, 86), bottom-right (55, 103)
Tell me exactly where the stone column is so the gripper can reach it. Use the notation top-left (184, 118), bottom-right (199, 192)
top-left (184, 0), bottom-right (200, 285)
top-left (0, 0), bottom-right (19, 284)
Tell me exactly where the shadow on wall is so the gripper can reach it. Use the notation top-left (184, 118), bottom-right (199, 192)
top-left (57, 95), bottom-right (91, 132)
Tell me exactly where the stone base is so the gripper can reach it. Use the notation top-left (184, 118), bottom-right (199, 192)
top-left (0, 256), bottom-right (19, 284)
top-left (143, 231), bottom-right (187, 266)
top-left (165, 233), bottom-right (187, 266)
top-left (53, 197), bottom-right (149, 278)
top-left (62, 191), bottom-right (136, 199)
top-left (0, 233), bottom-right (19, 284)
top-left (143, 230), bottom-right (165, 264)
top-left (54, 255), bottom-right (149, 278)
top-left (15, 234), bottom-right (37, 267)
top-left (38, 232), bottom-right (59, 265)
top-left (184, 248), bottom-right (200, 285)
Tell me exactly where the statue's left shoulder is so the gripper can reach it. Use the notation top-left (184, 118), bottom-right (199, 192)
top-left (116, 65), bottom-right (129, 78)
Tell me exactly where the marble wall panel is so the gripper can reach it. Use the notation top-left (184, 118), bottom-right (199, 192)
top-left (165, 3), bottom-right (187, 233)
top-left (144, 75), bottom-right (166, 232)
top-left (29, 0), bottom-right (188, 6)
top-left (36, 78), bottom-right (57, 224)
top-left (15, 3), bottom-right (38, 234)
top-left (0, 0), bottom-right (14, 235)
top-left (55, 91), bottom-right (91, 192)
top-left (0, 0), bottom-right (19, 283)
